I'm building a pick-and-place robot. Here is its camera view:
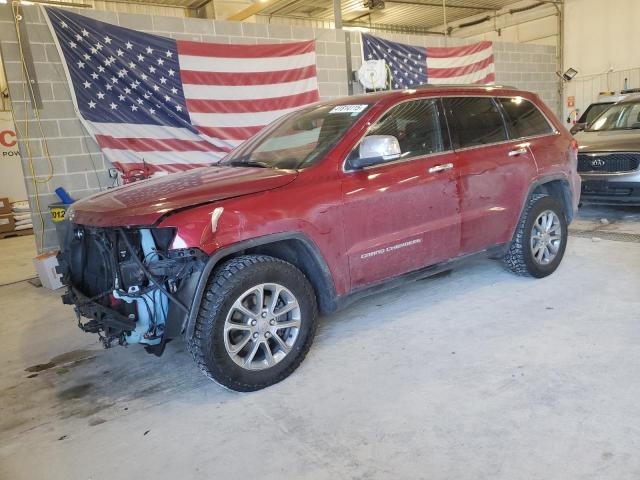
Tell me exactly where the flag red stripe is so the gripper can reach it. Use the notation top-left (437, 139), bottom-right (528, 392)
top-left (176, 39), bottom-right (315, 58)
top-left (426, 41), bottom-right (492, 59)
top-left (180, 65), bottom-right (318, 86)
top-left (196, 125), bottom-right (264, 141)
top-left (186, 90), bottom-right (319, 114)
top-left (427, 55), bottom-right (495, 79)
top-left (112, 161), bottom-right (210, 176)
top-left (96, 135), bottom-right (230, 153)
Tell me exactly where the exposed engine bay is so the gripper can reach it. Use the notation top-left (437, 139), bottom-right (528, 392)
top-left (57, 225), bottom-right (205, 355)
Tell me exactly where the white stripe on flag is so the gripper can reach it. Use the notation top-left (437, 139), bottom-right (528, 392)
top-left (102, 149), bottom-right (222, 166)
top-left (178, 52), bottom-right (316, 73)
top-left (426, 47), bottom-right (493, 69)
top-left (198, 134), bottom-right (243, 148)
top-left (182, 78), bottom-right (319, 101)
top-left (190, 108), bottom-right (297, 128)
top-left (88, 121), bottom-right (238, 151)
top-left (89, 122), bottom-right (201, 140)
top-left (427, 64), bottom-right (495, 84)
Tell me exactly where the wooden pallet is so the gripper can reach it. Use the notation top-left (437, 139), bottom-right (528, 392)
top-left (0, 228), bottom-right (34, 240)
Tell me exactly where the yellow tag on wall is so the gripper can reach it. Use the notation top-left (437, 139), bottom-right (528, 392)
top-left (50, 207), bottom-right (66, 223)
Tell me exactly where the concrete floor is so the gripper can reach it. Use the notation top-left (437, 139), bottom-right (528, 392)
top-left (0, 235), bottom-right (37, 286)
top-left (1, 211), bottom-right (640, 479)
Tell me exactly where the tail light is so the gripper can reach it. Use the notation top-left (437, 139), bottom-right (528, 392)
top-left (569, 139), bottom-right (578, 164)
top-left (570, 138), bottom-right (579, 152)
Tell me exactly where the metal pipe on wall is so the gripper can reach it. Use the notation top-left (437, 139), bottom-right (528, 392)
top-left (442, 0), bottom-right (447, 45)
top-left (333, 0), bottom-right (342, 29)
top-left (554, 0), bottom-right (564, 118)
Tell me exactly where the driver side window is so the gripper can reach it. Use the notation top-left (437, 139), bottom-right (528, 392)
top-left (363, 98), bottom-right (448, 162)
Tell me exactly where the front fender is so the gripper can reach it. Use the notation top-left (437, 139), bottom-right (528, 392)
top-left (176, 232), bottom-right (337, 339)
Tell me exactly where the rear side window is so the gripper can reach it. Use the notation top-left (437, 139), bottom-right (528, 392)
top-left (498, 97), bottom-right (554, 138)
top-left (443, 97), bottom-right (507, 148)
top-left (366, 98), bottom-right (448, 158)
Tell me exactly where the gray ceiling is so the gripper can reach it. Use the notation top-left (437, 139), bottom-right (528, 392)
top-left (257, 0), bottom-right (548, 31)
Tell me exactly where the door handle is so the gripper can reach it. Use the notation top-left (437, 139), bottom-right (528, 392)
top-left (428, 163), bottom-right (454, 173)
top-left (508, 147), bottom-right (528, 157)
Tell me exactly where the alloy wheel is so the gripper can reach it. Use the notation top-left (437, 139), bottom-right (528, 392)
top-left (223, 283), bottom-right (301, 370)
top-left (530, 209), bottom-right (562, 265)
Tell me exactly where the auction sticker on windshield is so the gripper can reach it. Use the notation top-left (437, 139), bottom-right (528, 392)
top-left (330, 105), bottom-right (368, 114)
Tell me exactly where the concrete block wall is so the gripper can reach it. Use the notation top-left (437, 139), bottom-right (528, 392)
top-left (0, 4), bottom-right (558, 252)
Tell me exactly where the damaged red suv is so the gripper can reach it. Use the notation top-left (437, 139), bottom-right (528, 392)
top-left (59, 85), bottom-right (580, 391)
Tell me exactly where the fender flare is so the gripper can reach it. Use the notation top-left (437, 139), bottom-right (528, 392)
top-left (532, 174), bottom-right (575, 218)
top-left (182, 232), bottom-right (337, 339)
top-left (510, 174), bottom-right (575, 243)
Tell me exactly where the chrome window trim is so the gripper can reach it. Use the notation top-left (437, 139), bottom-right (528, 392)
top-left (579, 151), bottom-right (640, 155)
top-left (452, 132), bottom-right (559, 153)
top-left (342, 93), bottom-right (559, 173)
top-left (351, 149), bottom-right (456, 172)
top-left (579, 171), bottom-right (640, 177)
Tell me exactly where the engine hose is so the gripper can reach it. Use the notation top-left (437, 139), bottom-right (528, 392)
top-left (118, 229), bottom-right (189, 314)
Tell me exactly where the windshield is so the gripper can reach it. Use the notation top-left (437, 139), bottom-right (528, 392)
top-left (220, 103), bottom-right (371, 170)
top-left (578, 102), bottom-right (612, 124)
top-left (587, 102), bottom-right (640, 131)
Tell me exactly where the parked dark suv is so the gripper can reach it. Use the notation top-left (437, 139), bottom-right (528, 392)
top-left (59, 85), bottom-right (580, 391)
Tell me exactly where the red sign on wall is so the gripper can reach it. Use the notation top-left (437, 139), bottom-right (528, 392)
top-left (0, 129), bottom-right (17, 149)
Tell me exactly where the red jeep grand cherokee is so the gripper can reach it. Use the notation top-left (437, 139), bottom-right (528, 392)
top-left (59, 85), bottom-right (580, 391)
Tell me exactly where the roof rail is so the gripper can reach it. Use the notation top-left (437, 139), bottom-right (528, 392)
top-left (414, 83), bottom-right (518, 90)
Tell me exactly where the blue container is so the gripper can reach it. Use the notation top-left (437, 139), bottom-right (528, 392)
top-left (54, 187), bottom-right (75, 205)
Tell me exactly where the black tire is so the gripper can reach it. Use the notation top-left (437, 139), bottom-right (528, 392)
top-left (188, 254), bottom-right (318, 392)
top-left (503, 193), bottom-right (568, 278)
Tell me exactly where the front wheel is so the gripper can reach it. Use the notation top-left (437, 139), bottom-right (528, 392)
top-left (504, 194), bottom-right (568, 278)
top-left (188, 255), bottom-right (318, 392)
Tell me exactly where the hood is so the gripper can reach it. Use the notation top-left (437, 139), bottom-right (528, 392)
top-left (575, 129), bottom-right (640, 153)
top-left (72, 166), bottom-right (298, 227)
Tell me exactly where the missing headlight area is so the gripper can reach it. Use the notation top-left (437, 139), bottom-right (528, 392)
top-left (57, 226), bottom-right (205, 355)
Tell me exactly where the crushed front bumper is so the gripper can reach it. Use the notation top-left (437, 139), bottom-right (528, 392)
top-left (63, 285), bottom-right (136, 337)
top-left (58, 224), bottom-right (207, 352)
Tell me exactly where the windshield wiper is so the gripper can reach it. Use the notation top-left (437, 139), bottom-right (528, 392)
top-left (225, 160), bottom-right (271, 168)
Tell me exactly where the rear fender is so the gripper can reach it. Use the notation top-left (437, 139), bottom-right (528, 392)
top-left (508, 175), bottom-right (575, 244)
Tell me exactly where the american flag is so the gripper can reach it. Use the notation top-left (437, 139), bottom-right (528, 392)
top-left (362, 33), bottom-right (495, 89)
top-left (45, 7), bottom-right (319, 177)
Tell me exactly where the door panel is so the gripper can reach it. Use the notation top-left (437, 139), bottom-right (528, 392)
top-left (455, 142), bottom-right (536, 254)
top-left (443, 96), bottom-right (537, 254)
top-left (342, 153), bottom-right (460, 288)
top-left (340, 97), bottom-right (460, 289)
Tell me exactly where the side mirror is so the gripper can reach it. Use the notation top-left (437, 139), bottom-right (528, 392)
top-left (349, 135), bottom-right (402, 169)
top-left (570, 123), bottom-right (584, 134)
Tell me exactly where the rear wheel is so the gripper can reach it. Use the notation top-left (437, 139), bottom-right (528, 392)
top-left (188, 255), bottom-right (318, 391)
top-left (504, 194), bottom-right (568, 278)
